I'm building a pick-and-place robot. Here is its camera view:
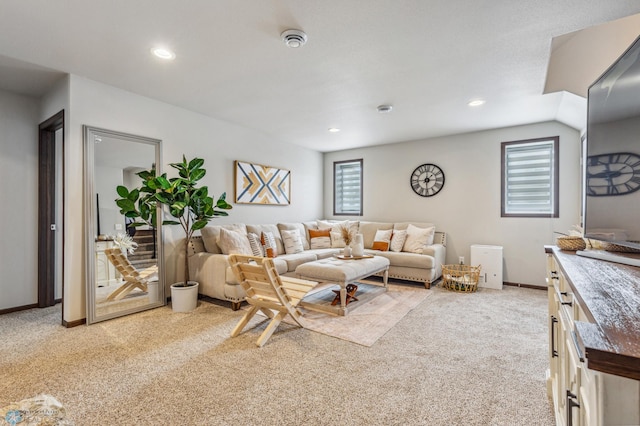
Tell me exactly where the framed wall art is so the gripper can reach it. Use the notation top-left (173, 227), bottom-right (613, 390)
top-left (234, 160), bottom-right (291, 205)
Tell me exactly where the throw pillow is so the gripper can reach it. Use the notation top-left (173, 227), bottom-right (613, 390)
top-left (261, 232), bottom-right (278, 258)
top-left (372, 229), bottom-right (393, 251)
top-left (308, 228), bottom-right (331, 249)
top-left (281, 229), bottom-right (304, 254)
top-left (330, 231), bottom-right (347, 248)
top-left (216, 228), bottom-right (253, 255)
top-left (247, 232), bottom-right (264, 257)
top-left (390, 230), bottom-right (408, 252)
top-left (402, 224), bottom-right (436, 254)
top-left (316, 219), bottom-right (335, 230)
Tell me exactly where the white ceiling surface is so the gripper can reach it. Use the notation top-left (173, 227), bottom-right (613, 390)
top-left (1, 2), bottom-right (640, 153)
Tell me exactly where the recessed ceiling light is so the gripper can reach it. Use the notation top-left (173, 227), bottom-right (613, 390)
top-left (151, 47), bottom-right (176, 60)
top-left (468, 99), bottom-right (485, 107)
top-left (328, 128), bottom-right (341, 133)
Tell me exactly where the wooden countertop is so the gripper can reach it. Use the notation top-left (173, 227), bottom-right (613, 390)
top-left (546, 246), bottom-right (640, 380)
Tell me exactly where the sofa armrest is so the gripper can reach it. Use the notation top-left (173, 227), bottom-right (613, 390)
top-left (422, 243), bottom-right (446, 278)
top-left (188, 252), bottom-right (231, 300)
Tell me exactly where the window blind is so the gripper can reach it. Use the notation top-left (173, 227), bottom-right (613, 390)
top-left (334, 160), bottom-right (362, 215)
top-left (504, 140), bottom-right (556, 215)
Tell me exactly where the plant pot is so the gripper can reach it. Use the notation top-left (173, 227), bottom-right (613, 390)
top-left (170, 281), bottom-right (199, 312)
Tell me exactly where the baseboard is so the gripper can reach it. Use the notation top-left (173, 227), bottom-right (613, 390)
top-left (0, 303), bottom-right (38, 315)
top-left (62, 318), bottom-right (86, 328)
top-left (504, 282), bottom-right (546, 291)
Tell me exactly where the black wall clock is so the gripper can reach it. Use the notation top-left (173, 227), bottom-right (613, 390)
top-left (586, 152), bottom-right (640, 196)
top-left (410, 163), bottom-right (445, 197)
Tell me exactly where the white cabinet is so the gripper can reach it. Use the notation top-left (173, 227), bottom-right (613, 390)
top-left (546, 250), bottom-right (640, 425)
top-left (470, 244), bottom-right (503, 289)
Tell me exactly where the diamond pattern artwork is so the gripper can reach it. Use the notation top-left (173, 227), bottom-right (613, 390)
top-left (235, 161), bottom-right (291, 205)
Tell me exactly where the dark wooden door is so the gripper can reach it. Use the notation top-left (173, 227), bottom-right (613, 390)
top-left (38, 110), bottom-right (64, 308)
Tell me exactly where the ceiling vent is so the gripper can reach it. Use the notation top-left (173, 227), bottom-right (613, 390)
top-left (377, 104), bottom-right (393, 113)
top-left (281, 29), bottom-right (308, 48)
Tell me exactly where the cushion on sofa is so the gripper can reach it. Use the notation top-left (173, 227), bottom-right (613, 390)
top-left (372, 229), bottom-right (393, 251)
top-left (359, 221), bottom-right (393, 249)
top-left (261, 232), bottom-right (278, 258)
top-left (277, 223), bottom-right (310, 250)
top-left (201, 224), bottom-right (247, 254)
top-left (247, 224), bottom-right (284, 254)
top-left (365, 250), bottom-right (436, 269)
top-left (308, 228), bottom-right (332, 249)
top-left (389, 230), bottom-right (407, 252)
top-left (217, 227), bottom-right (253, 255)
top-left (246, 232), bottom-right (264, 257)
top-left (403, 224), bottom-right (435, 253)
top-left (280, 252), bottom-right (319, 272)
top-left (281, 229), bottom-right (304, 254)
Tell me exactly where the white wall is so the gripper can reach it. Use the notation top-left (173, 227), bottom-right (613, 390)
top-left (0, 90), bottom-right (40, 310)
top-left (63, 75), bottom-right (324, 322)
top-left (324, 121), bottom-right (582, 287)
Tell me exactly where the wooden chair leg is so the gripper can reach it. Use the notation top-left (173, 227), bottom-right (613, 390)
top-left (256, 311), bottom-right (286, 347)
top-left (231, 305), bottom-right (259, 337)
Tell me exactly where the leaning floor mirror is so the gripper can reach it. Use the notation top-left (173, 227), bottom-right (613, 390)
top-left (84, 126), bottom-right (165, 324)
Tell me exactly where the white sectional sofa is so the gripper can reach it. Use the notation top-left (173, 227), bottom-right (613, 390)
top-left (187, 220), bottom-right (446, 310)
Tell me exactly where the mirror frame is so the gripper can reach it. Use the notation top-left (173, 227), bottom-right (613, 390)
top-left (83, 125), bottom-right (165, 324)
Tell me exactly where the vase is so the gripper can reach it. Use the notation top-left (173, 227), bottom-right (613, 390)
top-left (352, 234), bottom-right (364, 257)
top-left (343, 246), bottom-right (352, 257)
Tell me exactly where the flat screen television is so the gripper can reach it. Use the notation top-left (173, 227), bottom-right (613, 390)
top-left (581, 34), bottom-right (640, 266)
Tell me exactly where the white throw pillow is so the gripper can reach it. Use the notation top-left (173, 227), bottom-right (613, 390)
top-left (330, 231), bottom-right (347, 248)
top-left (316, 219), bottom-right (335, 230)
top-left (246, 232), bottom-right (264, 257)
top-left (372, 229), bottom-right (393, 251)
top-left (281, 229), bottom-right (304, 254)
top-left (390, 230), bottom-right (408, 252)
top-left (402, 224), bottom-right (435, 254)
top-left (216, 227), bottom-right (253, 255)
top-left (260, 232), bottom-right (278, 258)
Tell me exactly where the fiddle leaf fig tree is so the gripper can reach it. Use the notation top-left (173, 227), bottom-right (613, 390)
top-left (116, 155), bottom-right (232, 288)
top-left (116, 168), bottom-right (159, 230)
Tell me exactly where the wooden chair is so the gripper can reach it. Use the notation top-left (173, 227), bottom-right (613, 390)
top-left (104, 248), bottom-right (158, 301)
top-left (228, 254), bottom-right (318, 347)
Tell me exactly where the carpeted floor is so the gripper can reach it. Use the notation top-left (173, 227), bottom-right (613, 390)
top-left (0, 282), bottom-right (555, 425)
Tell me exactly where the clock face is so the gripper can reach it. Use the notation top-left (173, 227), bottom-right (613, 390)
top-left (586, 152), bottom-right (640, 196)
top-left (410, 163), bottom-right (445, 197)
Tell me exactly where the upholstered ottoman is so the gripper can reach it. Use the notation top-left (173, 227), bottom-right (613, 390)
top-left (295, 256), bottom-right (389, 315)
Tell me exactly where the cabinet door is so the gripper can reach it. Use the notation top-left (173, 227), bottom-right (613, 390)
top-left (565, 330), bottom-right (582, 425)
top-left (579, 367), bottom-right (599, 426)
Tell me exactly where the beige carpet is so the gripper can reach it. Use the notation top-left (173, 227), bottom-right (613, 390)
top-left (0, 283), bottom-right (555, 425)
top-left (252, 282), bottom-right (432, 346)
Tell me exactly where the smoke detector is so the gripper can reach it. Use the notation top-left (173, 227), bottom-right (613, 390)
top-left (281, 29), bottom-right (308, 48)
top-left (377, 104), bottom-right (393, 113)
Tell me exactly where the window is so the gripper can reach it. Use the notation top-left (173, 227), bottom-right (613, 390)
top-left (334, 159), bottom-right (363, 216)
top-left (501, 137), bottom-right (559, 218)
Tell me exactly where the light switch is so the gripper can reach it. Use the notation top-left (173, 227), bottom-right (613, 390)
top-left (115, 224), bottom-right (123, 230)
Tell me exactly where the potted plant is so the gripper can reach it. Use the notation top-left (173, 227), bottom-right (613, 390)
top-left (116, 156), bottom-right (232, 312)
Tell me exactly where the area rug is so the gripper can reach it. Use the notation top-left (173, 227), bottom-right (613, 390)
top-left (257, 282), bottom-right (433, 347)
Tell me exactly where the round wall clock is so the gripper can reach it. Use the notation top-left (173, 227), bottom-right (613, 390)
top-left (410, 163), bottom-right (445, 197)
top-left (586, 152), bottom-right (640, 196)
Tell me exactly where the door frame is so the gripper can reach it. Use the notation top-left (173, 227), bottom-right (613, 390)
top-left (38, 110), bottom-right (64, 313)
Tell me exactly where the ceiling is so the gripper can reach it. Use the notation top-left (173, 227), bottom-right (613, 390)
top-left (1, 1), bottom-right (640, 153)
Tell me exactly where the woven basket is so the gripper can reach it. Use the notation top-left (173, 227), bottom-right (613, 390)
top-left (442, 264), bottom-right (481, 293)
top-left (601, 242), bottom-right (640, 253)
top-left (556, 236), bottom-right (586, 251)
